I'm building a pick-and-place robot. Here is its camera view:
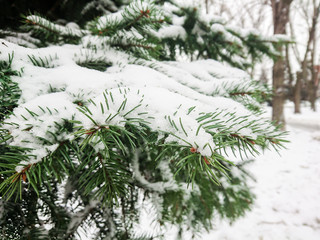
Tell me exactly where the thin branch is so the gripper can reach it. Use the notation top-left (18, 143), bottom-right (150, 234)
top-left (25, 19), bottom-right (61, 36)
top-left (112, 43), bottom-right (155, 50)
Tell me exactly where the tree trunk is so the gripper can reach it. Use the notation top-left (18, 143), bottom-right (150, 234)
top-left (272, 48), bottom-right (286, 125)
top-left (294, 72), bottom-right (302, 113)
top-left (309, 65), bottom-right (320, 111)
top-left (271, 0), bottom-right (293, 128)
top-left (308, 80), bottom-right (318, 111)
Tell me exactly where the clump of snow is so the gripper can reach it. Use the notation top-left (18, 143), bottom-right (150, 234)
top-left (199, 12), bottom-right (226, 25)
top-left (210, 23), bottom-right (225, 33)
top-left (155, 25), bottom-right (187, 40)
top-left (172, 15), bottom-right (185, 26)
top-left (94, 11), bottom-right (124, 30)
top-left (91, 0), bottom-right (156, 31)
top-left (173, 0), bottom-right (199, 9)
top-left (66, 22), bottom-right (81, 30)
top-left (0, 30), bottom-right (41, 49)
top-left (26, 15), bottom-right (88, 37)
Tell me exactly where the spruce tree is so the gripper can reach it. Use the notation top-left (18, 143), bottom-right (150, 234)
top-left (0, 0), bottom-right (287, 239)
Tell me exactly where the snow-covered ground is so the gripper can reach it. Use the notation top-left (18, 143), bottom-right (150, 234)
top-left (201, 102), bottom-right (320, 240)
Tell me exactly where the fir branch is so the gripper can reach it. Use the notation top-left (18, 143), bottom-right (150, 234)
top-left (25, 18), bottom-right (61, 36)
top-left (125, 9), bottom-right (151, 30)
top-left (229, 91), bottom-right (254, 96)
top-left (24, 15), bottom-right (86, 44)
top-left (97, 152), bottom-right (114, 191)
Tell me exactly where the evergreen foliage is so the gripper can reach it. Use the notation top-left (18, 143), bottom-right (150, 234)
top-left (0, 0), bottom-right (287, 239)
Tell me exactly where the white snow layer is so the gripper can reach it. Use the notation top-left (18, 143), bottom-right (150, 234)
top-left (0, 39), bottom-right (271, 171)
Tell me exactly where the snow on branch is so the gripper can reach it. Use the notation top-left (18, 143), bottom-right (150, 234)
top-left (0, 37), bottom-right (285, 176)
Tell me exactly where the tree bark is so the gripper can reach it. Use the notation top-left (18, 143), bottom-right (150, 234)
top-left (309, 34), bottom-right (317, 112)
top-left (294, 72), bottom-right (302, 113)
top-left (271, 0), bottom-right (293, 128)
top-left (309, 65), bottom-right (320, 111)
top-left (308, 77), bottom-right (318, 111)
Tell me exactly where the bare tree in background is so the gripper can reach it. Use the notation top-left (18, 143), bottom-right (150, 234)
top-left (289, 0), bottom-right (320, 112)
top-left (207, 0), bottom-right (320, 118)
top-left (207, 0), bottom-right (273, 80)
top-left (208, 0), bottom-right (291, 126)
top-left (271, 0), bottom-right (293, 128)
